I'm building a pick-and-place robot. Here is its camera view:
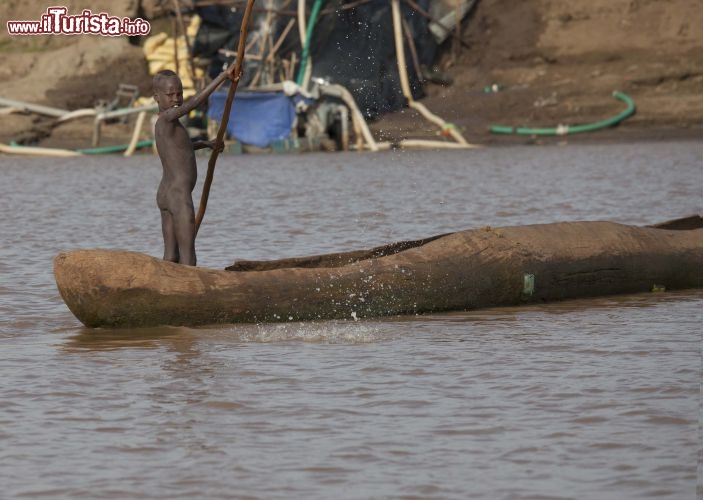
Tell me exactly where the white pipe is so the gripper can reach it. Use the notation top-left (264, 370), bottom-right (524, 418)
top-left (399, 139), bottom-right (478, 149)
top-left (297, 0), bottom-right (307, 46)
top-left (97, 104), bottom-right (158, 121)
top-left (124, 111), bottom-right (148, 157)
top-left (391, 0), bottom-right (413, 102)
top-left (389, 0), bottom-right (475, 148)
top-left (0, 142), bottom-right (82, 157)
top-left (371, 139), bottom-right (478, 151)
top-left (0, 97), bottom-right (68, 118)
top-left (56, 108), bottom-right (97, 122)
top-left (317, 82), bottom-right (378, 152)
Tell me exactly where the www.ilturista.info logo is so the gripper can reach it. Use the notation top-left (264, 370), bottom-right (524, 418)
top-left (7, 6), bottom-right (151, 36)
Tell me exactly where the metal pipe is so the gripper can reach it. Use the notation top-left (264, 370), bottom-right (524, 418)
top-left (0, 97), bottom-right (68, 118)
top-left (97, 104), bottom-right (158, 120)
top-left (92, 105), bottom-right (158, 146)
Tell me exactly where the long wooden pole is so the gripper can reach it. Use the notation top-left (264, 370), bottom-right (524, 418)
top-left (195, 0), bottom-right (256, 236)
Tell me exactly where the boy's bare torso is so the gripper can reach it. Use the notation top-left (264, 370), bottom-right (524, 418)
top-left (154, 114), bottom-right (197, 211)
top-left (153, 78), bottom-right (197, 212)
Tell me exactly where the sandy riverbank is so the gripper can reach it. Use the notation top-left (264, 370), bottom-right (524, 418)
top-left (1, 0), bottom-right (701, 149)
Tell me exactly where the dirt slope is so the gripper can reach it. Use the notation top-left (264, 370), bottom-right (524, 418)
top-left (375, 0), bottom-right (703, 144)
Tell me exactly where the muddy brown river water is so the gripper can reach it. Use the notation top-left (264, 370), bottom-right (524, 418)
top-left (1, 141), bottom-right (701, 499)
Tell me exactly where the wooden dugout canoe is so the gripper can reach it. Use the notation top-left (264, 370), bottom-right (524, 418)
top-left (54, 217), bottom-right (703, 328)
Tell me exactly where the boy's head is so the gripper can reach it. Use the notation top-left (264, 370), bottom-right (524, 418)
top-left (153, 70), bottom-right (183, 111)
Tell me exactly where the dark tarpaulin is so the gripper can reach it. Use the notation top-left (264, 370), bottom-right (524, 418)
top-left (191, 5), bottom-right (248, 80)
top-left (192, 0), bottom-right (436, 119)
top-left (309, 0), bottom-right (435, 119)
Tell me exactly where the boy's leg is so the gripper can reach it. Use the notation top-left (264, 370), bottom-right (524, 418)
top-left (160, 209), bottom-right (179, 262)
top-left (173, 202), bottom-right (197, 266)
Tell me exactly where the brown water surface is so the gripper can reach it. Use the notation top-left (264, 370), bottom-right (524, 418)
top-left (1, 141), bottom-right (701, 499)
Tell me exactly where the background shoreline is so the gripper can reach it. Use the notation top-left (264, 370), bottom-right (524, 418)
top-left (1, 0), bottom-right (701, 150)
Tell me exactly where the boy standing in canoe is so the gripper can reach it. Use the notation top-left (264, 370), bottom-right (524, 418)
top-left (152, 67), bottom-right (235, 266)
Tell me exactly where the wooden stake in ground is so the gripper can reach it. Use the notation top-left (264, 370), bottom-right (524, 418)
top-left (194, 0), bottom-right (257, 236)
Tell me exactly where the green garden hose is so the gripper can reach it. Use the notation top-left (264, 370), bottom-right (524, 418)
top-left (490, 91), bottom-right (636, 135)
top-left (296, 0), bottom-right (324, 86)
top-left (76, 140), bottom-right (153, 154)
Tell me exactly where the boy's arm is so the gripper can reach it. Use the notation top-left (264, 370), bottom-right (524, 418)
top-left (192, 139), bottom-right (224, 152)
top-left (161, 67), bottom-right (237, 122)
